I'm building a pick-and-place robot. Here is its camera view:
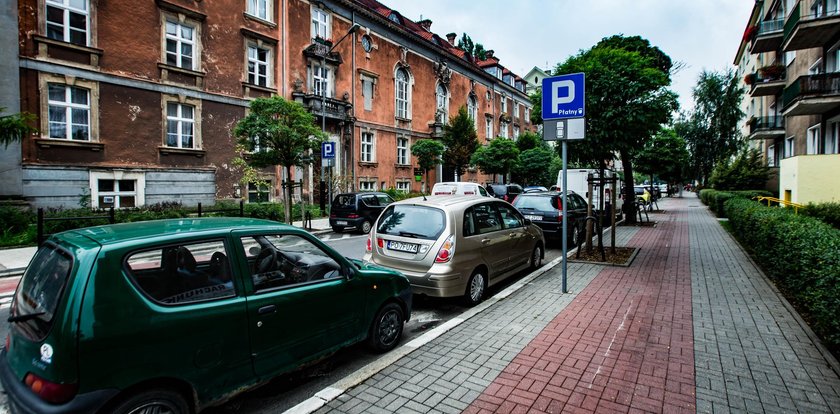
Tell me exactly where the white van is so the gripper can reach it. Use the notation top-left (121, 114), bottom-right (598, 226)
top-left (431, 182), bottom-right (490, 197)
top-left (554, 169), bottom-right (623, 219)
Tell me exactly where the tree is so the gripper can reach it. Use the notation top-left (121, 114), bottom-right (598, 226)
top-left (0, 108), bottom-right (37, 148)
top-left (471, 138), bottom-right (519, 183)
top-left (682, 69), bottom-right (746, 184)
top-left (708, 148), bottom-right (770, 190)
top-left (456, 34), bottom-right (487, 60)
top-left (410, 139), bottom-right (444, 193)
top-left (515, 131), bottom-right (544, 153)
top-left (514, 146), bottom-right (554, 186)
top-left (634, 128), bottom-right (690, 188)
top-left (529, 92), bottom-right (543, 125)
top-left (442, 106), bottom-right (479, 179)
top-left (233, 96), bottom-right (325, 223)
top-left (555, 35), bottom-right (678, 222)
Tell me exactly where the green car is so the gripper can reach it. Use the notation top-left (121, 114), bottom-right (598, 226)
top-left (0, 218), bottom-right (411, 413)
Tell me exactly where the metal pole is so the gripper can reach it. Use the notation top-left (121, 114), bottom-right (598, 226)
top-left (561, 139), bottom-right (568, 294)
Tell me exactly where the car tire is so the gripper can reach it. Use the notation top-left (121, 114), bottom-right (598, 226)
top-left (569, 225), bottom-right (580, 248)
top-left (360, 220), bottom-right (373, 234)
top-left (367, 303), bottom-right (404, 353)
top-left (110, 389), bottom-right (189, 414)
top-left (530, 244), bottom-right (543, 270)
top-left (332, 226), bottom-right (344, 233)
top-left (463, 270), bottom-right (486, 307)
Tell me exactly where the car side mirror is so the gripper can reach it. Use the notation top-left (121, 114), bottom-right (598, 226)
top-left (523, 218), bottom-right (532, 226)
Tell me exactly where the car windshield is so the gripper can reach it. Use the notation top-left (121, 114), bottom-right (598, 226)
top-left (514, 196), bottom-right (557, 211)
top-left (12, 244), bottom-right (73, 340)
top-left (376, 205), bottom-right (446, 240)
top-left (331, 194), bottom-right (356, 208)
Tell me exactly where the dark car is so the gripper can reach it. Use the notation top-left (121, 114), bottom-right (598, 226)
top-left (511, 191), bottom-right (589, 246)
top-left (485, 184), bottom-right (524, 203)
top-left (330, 192), bottom-right (395, 233)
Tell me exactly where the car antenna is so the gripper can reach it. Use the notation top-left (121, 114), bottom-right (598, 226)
top-left (423, 193), bottom-right (427, 201)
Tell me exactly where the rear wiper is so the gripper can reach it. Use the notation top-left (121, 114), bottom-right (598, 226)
top-left (8, 312), bottom-right (45, 323)
top-left (398, 231), bottom-right (425, 238)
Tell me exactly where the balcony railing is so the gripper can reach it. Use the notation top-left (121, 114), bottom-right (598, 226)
top-left (783, 72), bottom-right (840, 110)
top-left (758, 17), bottom-right (784, 35)
top-left (749, 116), bottom-right (784, 134)
top-left (292, 92), bottom-right (353, 121)
top-left (783, 1), bottom-right (840, 49)
top-left (783, 2), bottom-right (801, 39)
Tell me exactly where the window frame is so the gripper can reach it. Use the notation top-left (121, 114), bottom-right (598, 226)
top-left (361, 131), bottom-right (375, 163)
top-left (161, 12), bottom-right (201, 71)
top-left (40, 74), bottom-right (99, 142)
top-left (467, 95), bottom-right (478, 128)
top-left (246, 0), bottom-right (272, 22)
top-left (162, 95), bottom-right (202, 150)
top-left (395, 181), bottom-right (410, 193)
top-left (396, 135), bottom-right (409, 165)
top-left (785, 136), bottom-right (795, 158)
top-left (485, 116), bottom-right (493, 139)
top-left (359, 180), bottom-right (377, 191)
top-left (310, 60), bottom-right (333, 97)
top-left (807, 124), bottom-right (821, 154)
top-left (246, 41), bottom-right (273, 88)
top-left (311, 5), bottom-right (330, 40)
top-left (45, 0), bottom-right (90, 46)
top-left (395, 67), bottom-right (412, 120)
top-left (435, 82), bottom-right (449, 121)
top-left (89, 171), bottom-right (146, 209)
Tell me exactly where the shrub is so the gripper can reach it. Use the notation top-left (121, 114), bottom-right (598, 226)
top-left (708, 149), bottom-right (771, 191)
top-left (724, 197), bottom-right (840, 349)
top-left (699, 189), bottom-right (772, 217)
top-left (802, 202), bottom-right (840, 230)
top-left (0, 206), bottom-right (34, 234)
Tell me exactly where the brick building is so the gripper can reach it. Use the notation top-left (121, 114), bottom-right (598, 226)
top-left (4, 0), bottom-right (534, 208)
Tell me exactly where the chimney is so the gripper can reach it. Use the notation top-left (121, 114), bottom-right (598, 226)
top-left (446, 32), bottom-right (456, 46)
top-left (486, 49), bottom-right (494, 58)
top-left (418, 19), bottom-right (432, 31)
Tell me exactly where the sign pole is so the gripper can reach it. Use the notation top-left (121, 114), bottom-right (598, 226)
top-left (561, 139), bottom-right (568, 294)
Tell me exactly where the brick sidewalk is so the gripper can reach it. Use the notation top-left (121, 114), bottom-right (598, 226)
top-left (315, 196), bottom-right (840, 414)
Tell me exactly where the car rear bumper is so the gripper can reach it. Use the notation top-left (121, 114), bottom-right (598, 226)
top-left (0, 351), bottom-right (118, 414)
top-left (330, 217), bottom-right (365, 229)
top-left (365, 260), bottom-right (466, 298)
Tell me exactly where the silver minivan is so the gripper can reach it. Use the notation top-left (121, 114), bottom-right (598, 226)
top-left (362, 196), bottom-right (545, 306)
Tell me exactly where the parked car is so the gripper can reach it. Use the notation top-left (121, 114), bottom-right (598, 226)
top-left (512, 191), bottom-right (589, 246)
top-left (485, 183), bottom-right (524, 203)
top-left (363, 196), bottom-right (545, 306)
top-left (0, 218), bottom-right (411, 414)
top-left (330, 192), bottom-right (395, 233)
top-left (431, 182), bottom-right (490, 197)
top-left (523, 186), bottom-right (548, 193)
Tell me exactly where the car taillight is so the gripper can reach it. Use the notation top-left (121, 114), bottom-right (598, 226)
top-left (24, 373), bottom-right (77, 404)
top-left (330, 214), bottom-right (336, 218)
top-left (435, 235), bottom-right (455, 263)
top-left (503, 194), bottom-right (509, 201)
top-left (366, 236), bottom-right (371, 252)
top-left (377, 238), bottom-right (384, 248)
top-left (347, 213), bottom-right (360, 219)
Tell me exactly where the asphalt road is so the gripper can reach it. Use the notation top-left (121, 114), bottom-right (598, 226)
top-left (0, 230), bottom-right (579, 413)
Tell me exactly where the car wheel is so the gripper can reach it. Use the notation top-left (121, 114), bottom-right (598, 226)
top-left (569, 225), bottom-right (580, 248)
top-left (110, 389), bottom-right (189, 414)
top-left (463, 270), bottom-right (486, 307)
top-left (332, 226), bottom-right (344, 233)
top-left (367, 303), bottom-right (404, 353)
top-left (530, 244), bottom-right (543, 270)
top-left (360, 220), bottom-right (373, 234)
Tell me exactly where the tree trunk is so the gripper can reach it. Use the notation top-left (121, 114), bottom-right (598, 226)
top-left (620, 150), bottom-right (637, 224)
top-left (285, 165), bottom-right (293, 224)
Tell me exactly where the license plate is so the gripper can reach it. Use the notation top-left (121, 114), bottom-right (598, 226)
top-left (336, 220), bottom-right (348, 225)
top-left (388, 241), bottom-right (419, 253)
top-left (525, 215), bottom-right (542, 221)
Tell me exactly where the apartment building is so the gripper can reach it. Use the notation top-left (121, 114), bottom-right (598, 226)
top-left (3, 0), bottom-right (534, 209)
top-left (738, 0), bottom-right (840, 203)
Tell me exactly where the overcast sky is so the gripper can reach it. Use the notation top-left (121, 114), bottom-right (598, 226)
top-left (386, 0), bottom-right (752, 113)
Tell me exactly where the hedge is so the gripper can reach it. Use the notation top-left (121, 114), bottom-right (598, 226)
top-left (802, 202), bottom-right (840, 230)
top-left (699, 189), bottom-right (773, 217)
top-left (724, 197), bottom-right (840, 349)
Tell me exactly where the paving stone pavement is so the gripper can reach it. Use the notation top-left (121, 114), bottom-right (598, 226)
top-left (313, 196), bottom-right (840, 414)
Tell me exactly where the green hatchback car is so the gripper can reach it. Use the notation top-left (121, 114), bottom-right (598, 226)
top-left (0, 218), bottom-right (411, 414)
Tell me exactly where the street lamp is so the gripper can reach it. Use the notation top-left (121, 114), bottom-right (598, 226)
top-left (321, 22), bottom-right (360, 211)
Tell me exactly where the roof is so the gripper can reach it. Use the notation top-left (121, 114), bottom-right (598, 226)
top-left (64, 217), bottom-right (288, 246)
top-left (396, 195), bottom-right (495, 208)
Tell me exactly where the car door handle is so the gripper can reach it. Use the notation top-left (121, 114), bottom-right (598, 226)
top-left (258, 305), bottom-right (277, 315)
top-left (481, 238), bottom-right (491, 244)
top-left (508, 233), bottom-right (517, 238)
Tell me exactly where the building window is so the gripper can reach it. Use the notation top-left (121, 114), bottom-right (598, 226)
top-left (248, 181), bottom-right (271, 203)
top-left (166, 102), bottom-right (195, 149)
top-left (525, 107), bottom-right (530, 123)
top-left (90, 171), bottom-right (145, 209)
top-left (397, 136), bottom-right (408, 165)
top-left (485, 116), bottom-right (493, 139)
top-left (500, 122), bottom-right (508, 139)
top-left (768, 144), bottom-right (776, 167)
top-left (47, 83), bottom-right (90, 141)
top-left (247, 43), bottom-right (271, 87)
top-left (46, 0), bottom-right (89, 46)
top-left (395, 68), bottom-right (411, 119)
top-left (164, 18), bottom-right (197, 70)
top-left (361, 131), bottom-right (375, 163)
top-left (396, 181), bottom-right (410, 193)
top-left (807, 125), bottom-right (820, 155)
top-left (500, 94), bottom-right (507, 113)
top-left (311, 6), bottom-right (330, 40)
top-left (785, 136), bottom-right (795, 158)
top-left (311, 62), bottom-right (332, 97)
top-left (359, 179), bottom-right (376, 191)
top-left (467, 95), bottom-right (478, 127)
top-left (514, 102), bottom-right (520, 118)
top-left (246, 0), bottom-right (271, 21)
top-left (435, 83), bottom-right (448, 122)
top-left (361, 74), bottom-right (375, 112)
top-left (513, 126), bottom-right (520, 140)
top-left (827, 119), bottom-right (839, 154)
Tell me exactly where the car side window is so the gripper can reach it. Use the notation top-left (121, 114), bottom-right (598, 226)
top-left (472, 204), bottom-right (502, 234)
top-left (362, 195), bottom-right (379, 207)
top-left (478, 186), bottom-right (488, 196)
top-left (572, 194), bottom-right (588, 210)
top-left (377, 195), bottom-right (394, 205)
top-left (497, 204), bottom-right (524, 229)
top-left (126, 240), bottom-right (235, 305)
top-left (240, 234), bottom-right (342, 292)
top-left (463, 207), bottom-right (476, 237)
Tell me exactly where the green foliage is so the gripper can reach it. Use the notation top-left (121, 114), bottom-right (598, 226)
top-left (802, 202), bottom-right (840, 230)
top-left (724, 198), bottom-right (840, 349)
top-left (456, 34), bottom-right (486, 60)
top-left (529, 92), bottom-right (542, 125)
top-left (410, 139), bottom-right (444, 172)
top-left (680, 69), bottom-right (746, 184)
top-left (383, 188), bottom-right (425, 201)
top-left (0, 107), bottom-right (37, 148)
top-left (699, 189), bottom-right (772, 217)
top-left (442, 106), bottom-right (480, 177)
top-left (513, 146), bottom-right (554, 187)
top-left (708, 148), bottom-right (770, 191)
top-left (0, 206), bottom-right (34, 234)
top-left (634, 128), bottom-right (689, 185)
top-left (515, 131), bottom-right (544, 153)
top-left (471, 138), bottom-right (519, 179)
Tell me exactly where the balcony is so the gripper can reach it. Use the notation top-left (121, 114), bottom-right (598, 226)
top-left (782, 72), bottom-right (840, 116)
top-left (751, 18), bottom-right (784, 53)
top-left (749, 65), bottom-right (786, 97)
top-left (747, 116), bottom-right (785, 140)
top-left (291, 92), bottom-right (353, 122)
top-left (783, 2), bottom-right (840, 51)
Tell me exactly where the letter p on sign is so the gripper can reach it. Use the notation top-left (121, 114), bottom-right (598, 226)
top-left (552, 80), bottom-right (575, 112)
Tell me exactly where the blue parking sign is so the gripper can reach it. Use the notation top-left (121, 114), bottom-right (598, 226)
top-left (322, 142), bottom-right (336, 159)
top-left (542, 73), bottom-right (585, 120)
